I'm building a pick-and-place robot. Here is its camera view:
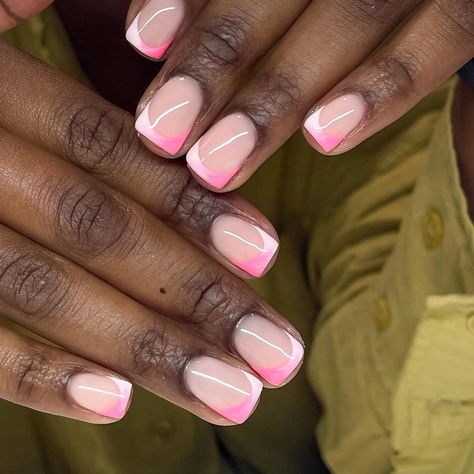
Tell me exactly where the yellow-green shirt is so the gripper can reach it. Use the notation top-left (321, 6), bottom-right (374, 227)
top-left (3, 8), bottom-right (474, 474)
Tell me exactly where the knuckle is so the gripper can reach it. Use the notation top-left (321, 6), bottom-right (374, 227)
top-left (366, 51), bottom-right (421, 103)
top-left (54, 182), bottom-right (132, 257)
top-left (64, 100), bottom-right (139, 176)
top-left (181, 269), bottom-right (244, 332)
top-left (12, 350), bottom-right (54, 403)
top-left (436, 0), bottom-right (474, 39)
top-left (344, 0), bottom-right (402, 25)
top-left (177, 12), bottom-right (252, 79)
top-left (129, 323), bottom-right (187, 380)
top-left (163, 174), bottom-right (223, 233)
top-left (244, 69), bottom-right (304, 126)
top-left (0, 246), bottom-right (69, 319)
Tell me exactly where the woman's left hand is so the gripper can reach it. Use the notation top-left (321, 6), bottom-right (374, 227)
top-left (126, 0), bottom-right (473, 191)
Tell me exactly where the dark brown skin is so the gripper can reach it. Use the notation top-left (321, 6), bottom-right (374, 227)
top-left (453, 79), bottom-right (474, 222)
top-left (0, 26), bottom-right (300, 424)
top-left (56, 0), bottom-right (157, 112)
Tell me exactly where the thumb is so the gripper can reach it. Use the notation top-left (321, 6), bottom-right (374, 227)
top-left (0, 0), bottom-right (53, 33)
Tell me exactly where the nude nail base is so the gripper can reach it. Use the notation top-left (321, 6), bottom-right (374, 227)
top-left (184, 356), bottom-right (262, 424)
top-left (67, 373), bottom-right (132, 419)
top-left (126, 16), bottom-right (175, 60)
top-left (136, 102), bottom-right (192, 155)
top-left (304, 93), bottom-right (366, 153)
top-left (210, 215), bottom-right (279, 277)
top-left (233, 315), bottom-right (304, 386)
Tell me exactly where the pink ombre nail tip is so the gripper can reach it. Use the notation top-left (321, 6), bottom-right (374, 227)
top-left (233, 315), bottom-right (304, 386)
top-left (210, 215), bottom-right (279, 277)
top-left (67, 373), bottom-right (132, 419)
top-left (304, 93), bottom-right (366, 153)
top-left (185, 356), bottom-right (262, 424)
top-left (186, 113), bottom-right (257, 189)
top-left (136, 75), bottom-right (202, 155)
top-left (126, 0), bottom-right (185, 60)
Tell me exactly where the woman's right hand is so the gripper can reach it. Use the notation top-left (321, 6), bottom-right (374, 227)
top-left (0, 39), bottom-right (303, 425)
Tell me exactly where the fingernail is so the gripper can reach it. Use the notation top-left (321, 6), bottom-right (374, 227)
top-left (184, 356), bottom-right (262, 424)
top-left (126, 0), bottom-right (185, 60)
top-left (186, 113), bottom-right (257, 189)
top-left (304, 93), bottom-right (366, 152)
top-left (136, 75), bottom-right (203, 155)
top-left (67, 373), bottom-right (132, 419)
top-left (210, 215), bottom-right (279, 277)
top-left (233, 315), bottom-right (304, 386)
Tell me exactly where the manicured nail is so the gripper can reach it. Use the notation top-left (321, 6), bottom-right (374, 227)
top-left (126, 0), bottom-right (185, 60)
top-left (67, 373), bottom-right (132, 419)
top-left (184, 356), bottom-right (262, 424)
top-left (304, 93), bottom-right (366, 152)
top-left (210, 215), bottom-right (279, 277)
top-left (136, 75), bottom-right (203, 155)
top-left (186, 113), bottom-right (257, 189)
top-left (233, 315), bottom-right (304, 386)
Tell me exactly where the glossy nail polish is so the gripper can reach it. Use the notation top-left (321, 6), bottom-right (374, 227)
top-left (187, 113), bottom-right (257, 189)
top-left (210, 215), bottom-right (279, 277)
top-left (184, 356), bottom-right (262, 424)
top-left (304, 93), bottom-right (366, 152)
top-left (233, 315), bottom-right (304, 386)
top-left (136, 75), bottom-right (203, 155)
top-left (126, 0), bottom-right (185, 60)
top-left (67, 373), bottom-right (132, 419)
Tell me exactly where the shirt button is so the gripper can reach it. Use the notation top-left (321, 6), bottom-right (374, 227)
top-left (152, 420), bottom-right (175, 444)
top-left (467, 312), bottom-right (474, 335)
top-left (374, 297), bottom-right (391, 332)
top-left (421, 209), bottom-right (444, 250)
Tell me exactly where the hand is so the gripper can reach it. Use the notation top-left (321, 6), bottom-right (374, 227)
top-left (126, 0), bottom-right (474, 191)
top-left (0, 40), bottom-right (304, 425)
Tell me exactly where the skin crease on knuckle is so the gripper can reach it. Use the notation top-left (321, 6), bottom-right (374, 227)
top-left (129, 322), bottom-right (189, 383)
top-left (175, 11), bottom-right (253, 81)
top-left (357, 51), bottom-right (423, 115)
top-left (242, 69), bottom-right (305, 131)
top-left (53, 180), bottom-right (135, 259)
top-left (7, 349), bottom-right (60, 404)
top-left (64, 100), bottom-right (139, 177)
top-left (0, 244), bottom-right (71, 320)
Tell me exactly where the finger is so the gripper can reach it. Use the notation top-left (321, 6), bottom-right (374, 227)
top-left (303, 0), bottom-right (474, 155)
top-left (0, 223), bottom-right (265, 424)
top-left (184, 0), bottom-right (421, 190)
top-left (0, 127), bottom-right (303, 388)
top-left (133, 0), bottom-right (311, 157)
top-left (0, 326), bottom-right (132, 423)
top-left (0, 39), bottom-right (277, 279)
top-left (125, 0), bottom-right (207, 61)
top-left (0, 0), bottom-right (52, 32)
